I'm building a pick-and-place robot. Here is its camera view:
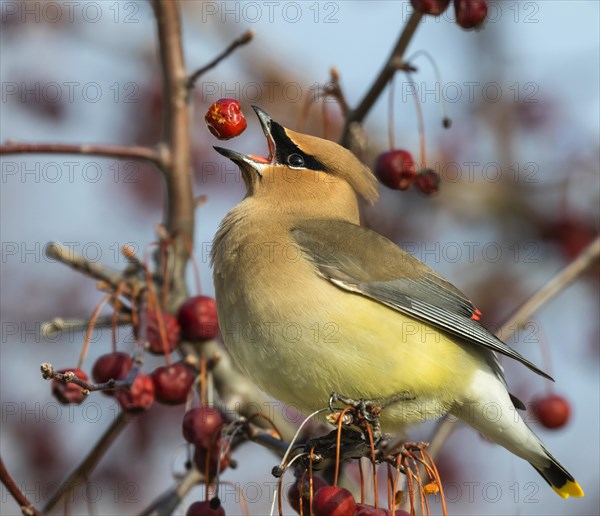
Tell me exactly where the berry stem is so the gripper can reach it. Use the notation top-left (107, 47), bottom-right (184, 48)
top-left (334, 406), bottom-right (352, 487)
top-left (405, 71), bottom-right (427, 169)
top-left (388, 73), bottom-right (396, 149)
top-left (77, 295), bottom-right (112, 369)
top-left (200, 356), bottom-right (208, 407)
top-left (308, 447), bottom-right (316, 516)
top-left (407, 50), bottom-right (451, 128)
top-left (110, 282), bottom-right (128, 354)
top-left (365, 423), bottom-right (379, 508)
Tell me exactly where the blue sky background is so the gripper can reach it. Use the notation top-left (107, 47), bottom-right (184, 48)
top-left (1, 1), bottom-right (599, 515)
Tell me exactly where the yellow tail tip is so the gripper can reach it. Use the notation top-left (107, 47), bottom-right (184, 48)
top-left (552, 480), bottom-right (584, 499)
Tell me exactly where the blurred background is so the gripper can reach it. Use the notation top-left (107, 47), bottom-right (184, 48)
top-left (1, 1), bottom-right (598, 514)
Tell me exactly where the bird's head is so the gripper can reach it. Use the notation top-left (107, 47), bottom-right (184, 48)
top-left (214, 106), bottom-right (379, 220)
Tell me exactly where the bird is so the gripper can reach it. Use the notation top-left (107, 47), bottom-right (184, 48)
top-left (210, 105), bottom-right (584, 499)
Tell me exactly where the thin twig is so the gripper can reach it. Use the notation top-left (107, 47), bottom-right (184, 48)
top-left (187, 30), bottom-right (254, 90)
top-left (40, 363), bottom-right (139, 394)
top-left (427, 235), bottom-right (600, 458)
top-left (41, 314), bottom-right (132, 338)
top-left (324, 67), bottom-right (350, 117)
top-left (43, 411), bottom-right (133, 513)
top-left (0, 457), bottom-right (43, 516)
top-left (0, 142), bottom-right (163, 165)
top-left (45, 242), bottom-right (125, 290)
top-left (496, 235), bottom-right (600, 341)
top-left (339, 10), bottom-right (423, 149)
top-left (139, 467), bottom-right (203, 516)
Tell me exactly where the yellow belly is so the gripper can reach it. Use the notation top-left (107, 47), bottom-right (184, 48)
top-left (217, 271), bottom-right (481, 428)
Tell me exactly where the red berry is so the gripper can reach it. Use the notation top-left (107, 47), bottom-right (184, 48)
top-left (531, 394), bottom-right (571, 429)
top-left (454, 0), bottom-right (488, 29)
top-left (151, 363), bottom-right (196, 405)
top-left (92, 352), bottom-right (133, 395)
top-left (146, 310), bottom-right (181, 355)
top-left (287, 476), bottom-right (328, 515)
top-left (415, 168), bottom-right (440, 195)
top-left (52, 368), bottom-right (88, 404)
top-left (193, 439), bottom-right (231, 481)
top-left (115, 374), bottom-right (155, 412)
top-left (186, 499), bottom-right (225, 516)
top-left (411, 0), bottom-right (450, 15)
top-left (312, 486), bottom-right (355, 516)
top-left (182, 407), bottom-right (224, 447)
top-left (374, 150), bottom-right (417, 191)
top-left (205, 99), bottom-right (247, 140)
top-left (178, 296), bottom-right (219, 341)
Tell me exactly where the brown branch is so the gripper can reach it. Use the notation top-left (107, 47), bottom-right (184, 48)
top-left (0, 457), bottom-right (42, 516)
top-left (339, 10), bottom-right (423, 149)
top-left (187, 30), bottom-right (254, 90)
top-left (0, 142), bottom-right (163, 165)
top-left (139, 467), bottom-right (203, 516)
top-left (43, 411), bottom-right (134, 513)
top-left (427, 235), bottom-right (600, 459)
top-left (496, 235), bottom-right (600, 341)
top-left (41, 314), bottom-right (132, 338)
top-left (41, 360), bottom-right (141, 394)
top-left (45, 242), bottom-right (124, 289)
top-left (152, 0), bottom-right (194, 311)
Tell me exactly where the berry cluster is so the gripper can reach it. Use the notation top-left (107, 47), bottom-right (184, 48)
top-left (51, 295), bottom-right (219, 412)
top-left (183, 406), bottom-right (230, 481)
top-left (288, 479), bottom-right (410, 516)
top-left (411, 0), bottom-right (488, 29)
top-left (375, 150), bottom-right (440, 195)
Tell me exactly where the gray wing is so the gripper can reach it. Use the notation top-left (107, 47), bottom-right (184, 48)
top-left (291, 219), bottom-right (552, 381)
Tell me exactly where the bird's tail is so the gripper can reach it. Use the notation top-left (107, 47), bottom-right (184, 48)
top-left (531, 444), bottom-right (584, 499)
top-left (455, 369), bottom-right (584, 499)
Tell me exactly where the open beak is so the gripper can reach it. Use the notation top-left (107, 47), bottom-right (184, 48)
top-left (213, 106), bottom-right (277, 176)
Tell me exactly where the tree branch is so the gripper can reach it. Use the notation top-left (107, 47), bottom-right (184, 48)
top-left (0, 457), bottom-right (42, 516)
top-left (45, 242), bottom-right (125, 290)
top-left (187, 30), bottom-right (254, 90)
top-left (339, 10), bottom-right (423, 149)
top-left (427, 235), bottom-right (600, 458)
top-left (152, 0), bottom-right (194, 311)
top-left (41, 314), bottom-right (132, 338)
top-left (496, 235), bottom-right (600, 341)
top-left (0, 142), bottom-right (164, 165)
top-left (139, 467), bottom-right (203, 516)
top-left (43, 412), bottom-right (134, 513)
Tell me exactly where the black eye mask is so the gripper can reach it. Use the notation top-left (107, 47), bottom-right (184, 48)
top-left (269, 122), bottom-right (329, 172)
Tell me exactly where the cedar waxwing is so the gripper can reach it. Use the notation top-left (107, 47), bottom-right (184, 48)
top-left (211, 106), bottom-right (583, 499)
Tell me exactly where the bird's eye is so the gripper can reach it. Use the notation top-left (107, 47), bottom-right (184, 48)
top-left (287, 154), bottom-right (305, 167)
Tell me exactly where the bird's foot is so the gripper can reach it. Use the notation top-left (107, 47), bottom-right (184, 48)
top-left (328, 391), bottom-right (384, 442)
top-left (328, 390), bottom-right (415, 443)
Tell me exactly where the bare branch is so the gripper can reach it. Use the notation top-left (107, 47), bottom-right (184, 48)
top-left (427, 235), bottom-right (600, 459)
top-left (43, 412), bottom-right (134, 513)
top-left (0, 457), bottom-right (43, 516)
top-left (496, 235), bottom-right (600, 341)
top-left (41, 314), bottom-right (132, 338)
top-left (45, 242), bottom-right (124, 288)
top-left (0, 142), bottom-right (164, 165)
top-left (40, 361), bottom-right (142, 395)
top-left (339, 10), bottom-right (423, 149)
top-left (139, 467), bottom-right (203, 516)
top-left (187, 30), bottom-right (254, 90)
top-left (152, 0), bottom-right (194, 311)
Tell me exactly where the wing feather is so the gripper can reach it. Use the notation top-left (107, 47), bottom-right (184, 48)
top-left (291, 219), bottom-right (552, 381)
